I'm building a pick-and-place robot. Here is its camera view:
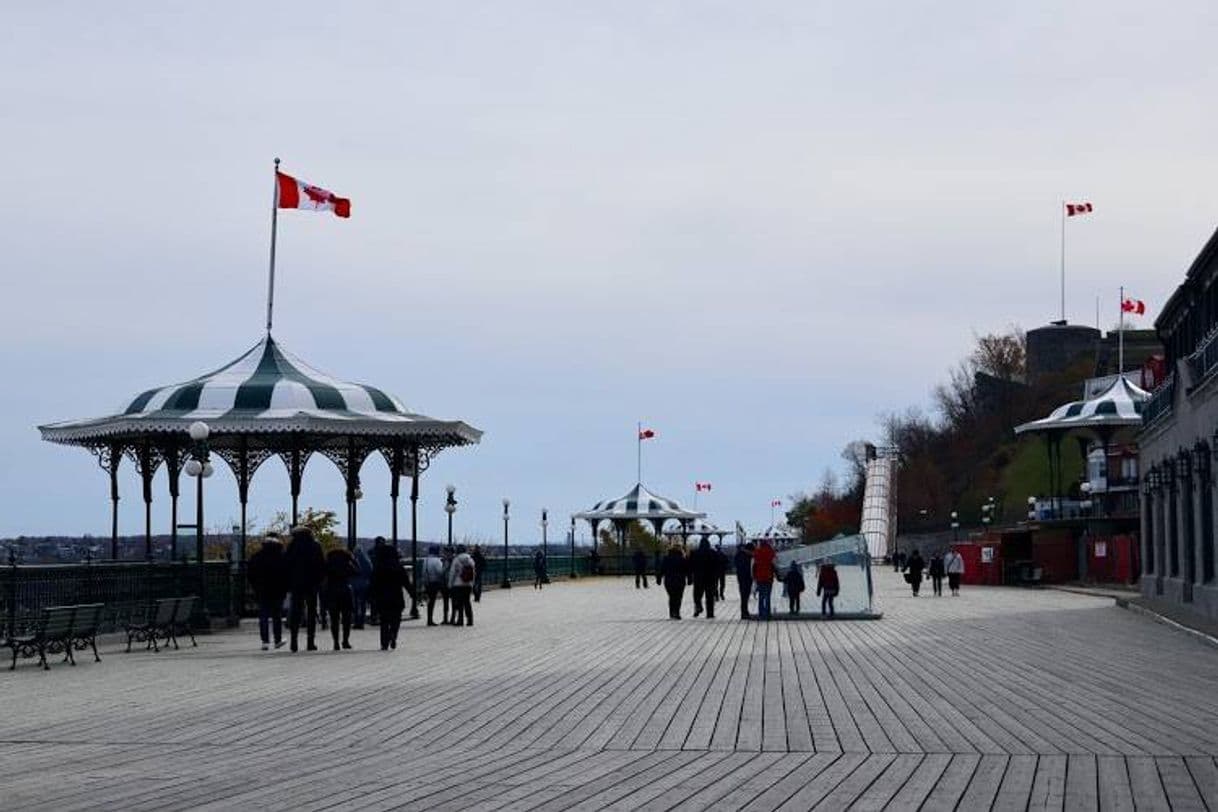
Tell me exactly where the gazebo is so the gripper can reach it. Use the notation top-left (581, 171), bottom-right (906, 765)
top-left (573, 483), bottom-right (705, 572)
top-left (663, 518), bottom-right (733, 546)
top-left (39, 334), bottom-right (481, 566)
top-left (751, 523), bottom-right (802, 549)
top-left (1014, 374), bottom-right (1148, 517)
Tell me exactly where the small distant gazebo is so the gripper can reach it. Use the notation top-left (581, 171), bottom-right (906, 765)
top-left (573, 483), bottom-right (705, 571)
top-left (1015, 375), bottom-right (1148, 518)
top-left (664, 518), bottom-right (733, 546)
top-left (751, 523), bottom-right (802, 548)
top-left (38, 334), bottom-right (481, 564)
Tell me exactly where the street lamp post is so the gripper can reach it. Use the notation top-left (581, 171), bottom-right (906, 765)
top-left (1080, 480), bottom-right (1093, 581)
top-left (445, 484), bottom-right (457, 547)
top-left (569, 517), bottom-right (576, 579)
top-left (1027, 495), bottom-right (1037, 521)
top-left (183, 421), bottom-right (213, 624)
top-left (501, 498), bottom-right (512, 589)
top-left (541, 509), bottom-right (549, 584)
top-left (950, 510), bottom-right (959, 543)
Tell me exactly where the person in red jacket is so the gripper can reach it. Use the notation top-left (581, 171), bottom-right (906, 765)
top-left (752, 539), bottom-right (777, 620)
top-left (816, 561), bottom-right (840, 619)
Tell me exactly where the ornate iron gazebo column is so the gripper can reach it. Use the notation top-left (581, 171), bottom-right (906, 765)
top-left (288, 444), bottom-right (305, 526)
top-left (164, 445), bottom-right (183, 560)
top-left (129, 438), bottom-right (161, 560)
top-left (94, 441), bottom-right (123, 560)
top-left (409, 447), bottom-right (421, 619)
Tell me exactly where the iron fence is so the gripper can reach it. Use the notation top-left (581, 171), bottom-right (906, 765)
top-left (0, 561), bottom-right (233, 639)
top-left (1143, 373), bottom-right (1175, 427)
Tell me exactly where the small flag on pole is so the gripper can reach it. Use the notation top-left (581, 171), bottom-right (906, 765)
top-left (276, 171), bottom-right (351, 218)
top-left (1121, 297), bottom-right (1146, 315)
top-left (638, 428), bottom-right (656, 440)
top-left (695, 482), bottom-right (712, 492)
top-left (1065, 202), bottom-right (1093, 217)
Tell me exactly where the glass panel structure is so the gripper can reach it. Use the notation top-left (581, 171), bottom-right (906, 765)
top-left (774, 534), bottom-right (877, 617)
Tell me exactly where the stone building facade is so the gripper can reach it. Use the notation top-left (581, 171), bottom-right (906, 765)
top-left (1139, 226), bottom-right (1218, 621)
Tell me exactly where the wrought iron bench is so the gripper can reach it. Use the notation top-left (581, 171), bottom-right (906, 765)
top-left (125, 596), bottom-right (199, 652)
top-left (6, 603), bottom-right (104, 671)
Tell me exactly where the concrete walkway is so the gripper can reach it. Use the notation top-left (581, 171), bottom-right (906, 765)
top-left (2, 572), bottom-right (1217, 810)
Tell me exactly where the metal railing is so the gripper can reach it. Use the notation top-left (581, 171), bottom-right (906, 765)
top-left (1189, 328), bottom-right (1218, 384)
top-left (1143, 373), bottom-right (1175, 427)
top-left (1, 561), bottom-right (233, 639)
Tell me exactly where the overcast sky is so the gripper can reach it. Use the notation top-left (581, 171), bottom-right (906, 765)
top-left (2, 2), bottom-right (1216, 543)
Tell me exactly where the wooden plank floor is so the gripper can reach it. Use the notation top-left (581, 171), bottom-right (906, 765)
top-left (2, 572), bottom-right (1217, 810)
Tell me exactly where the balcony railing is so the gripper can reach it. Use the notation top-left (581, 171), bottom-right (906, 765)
top-left (1143, 373), bottom-right (1175, 427)
top-left (1188, 327), bottom-right (1218, 385)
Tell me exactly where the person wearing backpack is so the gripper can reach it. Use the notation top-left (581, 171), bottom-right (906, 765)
top-left (783, 560), bottom-right (806, 615)
top-left (422, 545), bottom-right (446, 626)
top-left (449, 544), bottom-right (477, 627)
top-left (816, 560), bottom-right (840, 618)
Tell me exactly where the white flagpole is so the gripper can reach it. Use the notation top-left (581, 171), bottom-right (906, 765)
top-left (1059, 200), bottom-right (1066, 322)
top-left (266, 157), bottom-right (281, 333)
top-left (693, 486), bottom-right (698, 511)
top-left (1118, 285), bottom-right (1125, 375)
top-left (636, 422), bottom-right (642, 484)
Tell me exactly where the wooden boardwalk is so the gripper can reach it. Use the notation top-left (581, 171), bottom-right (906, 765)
top-left (2, 572), bottom-right (1217, 810)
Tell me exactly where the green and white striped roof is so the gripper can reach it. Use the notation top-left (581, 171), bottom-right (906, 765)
top-left (39, 335), bottom-right (481, 446)
top-left (573, 483), bottom-right (705, 523)
top-left (1014, 375), bottom-right (1148, 435)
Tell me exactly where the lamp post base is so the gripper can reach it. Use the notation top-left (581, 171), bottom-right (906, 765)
top-left (500, 580), bottom-right (512, 589)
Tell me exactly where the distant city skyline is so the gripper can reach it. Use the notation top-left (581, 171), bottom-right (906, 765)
top-left (3, 2), bottom-right (1216, 541)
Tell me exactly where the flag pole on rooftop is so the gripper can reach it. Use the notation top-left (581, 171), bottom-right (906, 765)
top-left (1060, 199), bottom-right (1066, 321)
top-left (1119, 285), bottom-right (1125, 374)
top-left (266, 157), bottom-right (280, 334)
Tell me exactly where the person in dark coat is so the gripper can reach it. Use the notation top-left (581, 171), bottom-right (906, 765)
top-left (816, 561), bottom-right (840, 618)
top-left (632, 547), bottom-right (649, 589)
top-left (906, 549), bottom-right (926, 596)
top-left (351, 545), bottom-right (373, 629)
top-left (716, 545), bottom-right (728, 600)
top-left (783, 561), bottom-right (806, 615)
top-left (533, 549), bottom-right (547, 590)
top-left (323, 547), bottom-right (358, 650)
top-left (734, 543), bottom-right (754, 619)
top-left (659, 545), bottom-right (689, 619)
top-left (928, 552), bottom-right (946, 597)
top-left (247, 535), bottom-right (288, 650)
top-left (589, 547), bottom-right (601, 576)
top-left (471, 545), bottom-right (486, 602)
top-left (370, 543), bottom-right (410, 650)
top-left (284, 526), bottom-right (325, 652)
top-left (689, 538), bottom-right (720, 619)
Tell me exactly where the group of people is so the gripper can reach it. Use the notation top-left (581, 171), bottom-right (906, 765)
top-left (246, 528), bottom-right (492, 653)
top-left (892, 548), bottom-right (965, 596)
top-left (639, 537), bottom-right (841, 621)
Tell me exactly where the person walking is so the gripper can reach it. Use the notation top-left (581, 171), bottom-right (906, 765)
top-left (944, 547), bottom-right (965, 596)
top-left (449, 545), bottom-right (476, 627)
top-left (351, 544), bottom-right (373, 629)
top-left (440, 546), bottom-right (454, 623)
top-left (422, 545), bottom-right (446, 626)
top-left (370, 543), bottom-right (409, 650)
top-left (323, 547), bottom-right (358, 650)
top-left (906, 549), bottom-right (926, 596)
top-left (533, 549), bottom-right (546, 590)
top-left (928, 552), bottom-right (946, 597)
top-left (783, 560), bottom-right (805, 615)
top-left (816, 560), bottom-right (840, 618)
top-left (752, 538), bottom-right (777, 620)
top-left (284, 526), bottom-right (325, 653)
top-left (716, 545), bottom-right (729, 600)
top-left (659, 545), bottom-right (689, 619)
top-left (632, 547), bottom-right (649, 589)
top-left (471, 545), bottom-right (486, 602)
top-left (689, 538), bottom-right (719, 619)
top-left (247, 534), bottom-right (288, 651)
top-left (734, 543), bottom-right (754, 619)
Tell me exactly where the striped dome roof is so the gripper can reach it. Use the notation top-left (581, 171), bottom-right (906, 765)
top-left (39, 335), bottom-right (481, 446)
top-left (122, 335), bottom-right (406, 418)
top-left (573, 483), bottom-right (705, 522)
top-left (1015, 375), bottom-right (1149, 435)
top-left (665, 518), bottom-right (731, 537)
top-left (752, 523), bottom-right (801, 542)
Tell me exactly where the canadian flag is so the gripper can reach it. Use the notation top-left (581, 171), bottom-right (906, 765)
top-left (1122, 298), bottom-right (1146, 315)
top-left (695, 482), bottom-right (712, 492)
top-left (638, 428), bottom-right (656, 440)
top-left (277, 171), bottom-right (351, 218)
top-left (1065, 202), bottom-right (1093, 217)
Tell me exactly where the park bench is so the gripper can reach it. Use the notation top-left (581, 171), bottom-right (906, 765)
top-left (6, 603), bottom-right (104, 671)
top-left (124, 596), bottom-right (199, 653)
